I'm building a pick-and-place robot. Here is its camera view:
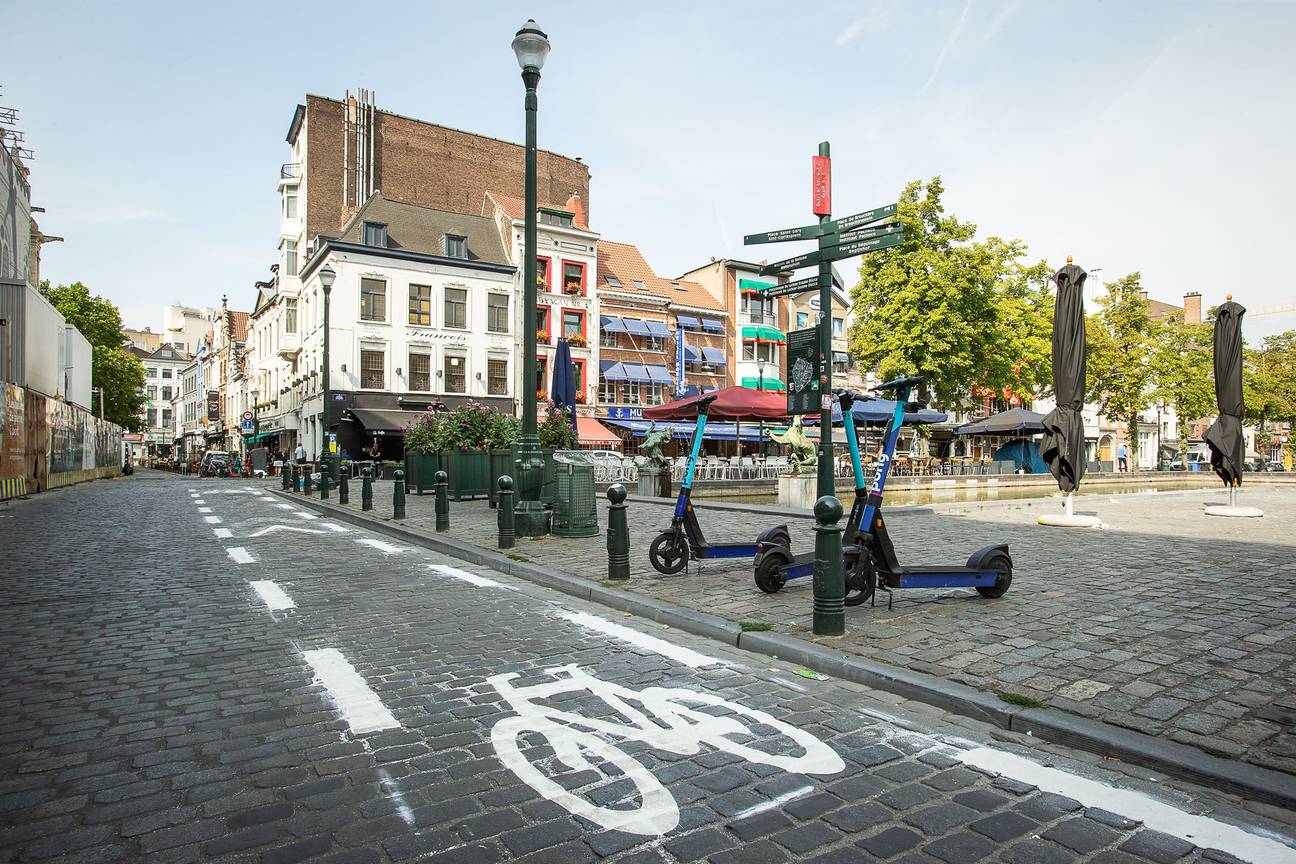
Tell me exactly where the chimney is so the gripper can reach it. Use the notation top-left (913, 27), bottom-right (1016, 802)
top-left (564, 193), bottom-right (587, 230)
top-left (1183, 292), bottom-right (1202, 325)
top-left (1139, 291), bottom-right (1149, 301)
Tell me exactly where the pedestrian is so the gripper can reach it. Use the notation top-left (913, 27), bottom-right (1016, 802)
top-left (1117, 442), bottom-right (1128, 473)
top-left (367, 436), bottom-right (382, 461)
top-left (294, 442), bottom-right (306, 465)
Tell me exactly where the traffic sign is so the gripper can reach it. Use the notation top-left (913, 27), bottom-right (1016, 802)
top-left (759, 250), bottom-right (819, 276)
top-left (821, 221), bottom-right (903, 248)
top-left (242, 411), bottom-right (254, 421)
top-left (760, 230), bottom-right (904, 274)
top-left (744, 202), bottom-right (897, 246)
top-left (760, 276), bottom-right (818, 298)
top-left (827, 203), bottom-right (897, 235)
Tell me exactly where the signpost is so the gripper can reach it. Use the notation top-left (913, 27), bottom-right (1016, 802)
top-left (759, 275), bottom-right (818, 299)
top-left (759, 230), bottom-right (904, 276)
top-left (786, 328), bottom-right (820, 416)
top-left (743, 203), bottom-right (898, 245)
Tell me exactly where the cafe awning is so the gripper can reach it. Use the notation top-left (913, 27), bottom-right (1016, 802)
top-left (701, 347), bottom-right (727, 365)
top-left (741, 376), bottom-right (786, 391)
top-left (622, 318), bottom-right (652, 337)
top-left (600, 360), bottom-right (629, 381)
top-left (645, 320), bottom-right (671, 338)
top-left (346, 407), bottom-right (423, 433)
top-left (741, 325), bottom-right (785, 343)
top-left (620, 362), bottom-right (652, 383)
top-left (646, 365), bottom-right (673, 383)
top-left (576, 416), bottom-right (622, 446)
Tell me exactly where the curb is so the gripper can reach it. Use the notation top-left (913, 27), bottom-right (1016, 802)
top-left (275, 488), bottom-right (1296, 810)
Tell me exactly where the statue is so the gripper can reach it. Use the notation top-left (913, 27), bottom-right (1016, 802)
top-left (636, 422), bottom-right (673, 472)
top-left (768, 416), bottom-right (816, 474)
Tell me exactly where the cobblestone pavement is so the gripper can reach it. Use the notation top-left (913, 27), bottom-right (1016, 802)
top-left (352, 481), bottom-right (1296, 776)
top-left (2, 473), bottom-right (1295, 864)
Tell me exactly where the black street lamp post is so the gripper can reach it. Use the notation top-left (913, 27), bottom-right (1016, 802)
top-left (511, 19), bottom-right (551, 538)
top-left (319, 265), bottom-right (337, 479)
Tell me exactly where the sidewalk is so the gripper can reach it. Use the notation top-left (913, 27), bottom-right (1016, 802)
top-left (300, 480), bottom-right (1296, 778)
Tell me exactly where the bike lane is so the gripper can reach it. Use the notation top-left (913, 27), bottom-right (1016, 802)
top-left (207, 482), bottom-right (1296, 863)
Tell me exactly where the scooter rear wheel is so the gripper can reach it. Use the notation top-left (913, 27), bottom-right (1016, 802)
top-left (649, 532), bottom-right (690, 576)
top-left (975, 552), bottom-right (1013, 598)
top-left (754, 552), bottom-right (789, 594)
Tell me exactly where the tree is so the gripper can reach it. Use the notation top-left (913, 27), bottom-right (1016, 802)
top-left (40, 280), bottom-right (146, 430)
top-left (1246, 330), bottom-right (1296, 461)
top-left (1148, 311), bottom-right (1215, 458)
top-left (846, 177), bottom-right (1053, 408)
top-left (1086, 273), bottom-right (1155, 462)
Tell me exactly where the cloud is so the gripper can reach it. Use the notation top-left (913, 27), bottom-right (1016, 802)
top-left (923, 0), bottom-right (975, 91)
top-left (835, 2), bottom-right (896, 47)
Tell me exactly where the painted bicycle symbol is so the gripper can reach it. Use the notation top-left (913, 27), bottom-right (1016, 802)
top-left (488, 665), bottom-right (845, 835)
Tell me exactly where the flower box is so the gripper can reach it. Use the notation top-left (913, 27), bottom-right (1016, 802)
top-left (536, 330), bottom-right (550, 342)
top-left (563, 282), bottom-right (583, 295)
top-left (566, 334), bottom-right (587, 348)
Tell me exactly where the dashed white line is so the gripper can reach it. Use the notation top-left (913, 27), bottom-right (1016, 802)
top-left (294, 512), bottom-right (319, 520)
top-left (958, 748), bottom-right (1296, 864)
top-left (274, 503), bottom-right (294, 510)
top-left (248, 524), bottom-right (326, 537)
top-left (302, 648), bottom-right (399, 734)
top-left (226, 547), bottom-right (255, 565)
top-left (558, 610), bottom-right (725, 668)
top-left (320, 522), bottom-right (350, 533)
top-left (730, 785), bottom-right (814, 821)
top-left (426, 564), bottom-right (512, 589)
top-left (377, 768), bottom-right (415, 826)
top-left (248, 580), bottom-right (295, 611)
top-left (204, 516), bottom-right (222, 524)
top-left (197, 507), bottom-right (212, 513)
top-left (213, 528), bottom-right (232, 539)
top-left (355, 538), bottom-right (405, 554)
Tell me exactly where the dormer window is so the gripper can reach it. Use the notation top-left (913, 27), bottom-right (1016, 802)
top-left (445, 234), bottom-right (468, 259)
top-left (633, 280), bottom-right (647, 291)
top-left (605, 276), bottom-right (621, 289)
top-left (363, 221), bottom-right (388, 247)
top-left (539, 209), bottom-right (574, 228)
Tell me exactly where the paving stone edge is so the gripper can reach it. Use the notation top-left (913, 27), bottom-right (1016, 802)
top-left (276, 488), bottom-right (1296, 811)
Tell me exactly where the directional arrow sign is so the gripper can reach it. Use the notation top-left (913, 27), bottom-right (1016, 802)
top-left (821, 222), bottom-right (903, 248)
top-left (827, 203), bottom-right (897, 234)
top-left (760, 276), bottom-right (819, 298)
top-left (760, 230), bottom-right (904, 274)
top-left (744, 224), bottom-right (825, 245)
top-left (744, 202), bottom-right (897, 246)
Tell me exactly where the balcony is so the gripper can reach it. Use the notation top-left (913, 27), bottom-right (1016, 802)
top-left (280, 163), bottom-right (301, 180)
top-left (277, 331), bottom-right (301, 359)
top-left (740, 310), bottom-right (778, 327)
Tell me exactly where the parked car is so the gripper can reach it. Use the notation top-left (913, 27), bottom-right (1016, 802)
top-left (1267, 460), bottom-right (1288, 472)
top-left (200, 451), bottom-right (232, 477)
top-left (1169, 447), bottom-right (1210, 471)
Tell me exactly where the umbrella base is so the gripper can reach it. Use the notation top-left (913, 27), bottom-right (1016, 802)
top-left (1203, 505), bottom-right (1264, 518)
top-left (1037, 513), bottom-right (1103, 528)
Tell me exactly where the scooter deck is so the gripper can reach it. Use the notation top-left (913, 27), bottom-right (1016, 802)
top-left (886, 565), bottom-right (998, 590)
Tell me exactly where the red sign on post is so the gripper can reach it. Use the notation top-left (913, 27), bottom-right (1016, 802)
top-left (812, 155), bottom-right (831, 215)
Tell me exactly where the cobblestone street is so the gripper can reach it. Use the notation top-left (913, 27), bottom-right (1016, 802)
top-left (2, 472), bottom-right (1295, 863)
top-left (355, 480), bottom-right (1296, 775)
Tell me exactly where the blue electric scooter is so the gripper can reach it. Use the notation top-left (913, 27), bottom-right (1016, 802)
top-left (753, 375), bottom-right (1012, 607)
top-left (648, 395), bottom-right (791, 575)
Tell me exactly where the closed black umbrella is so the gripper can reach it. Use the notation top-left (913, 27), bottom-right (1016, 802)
top-left (1039, 262), bottom-right (1088, 493)
top-left (1204, 299), bottom-right (1247, 487)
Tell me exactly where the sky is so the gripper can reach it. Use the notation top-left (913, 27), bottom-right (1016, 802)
top-left (9, 0), bottom-right (1296, 343)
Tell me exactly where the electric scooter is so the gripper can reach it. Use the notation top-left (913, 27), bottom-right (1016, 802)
top-left (754, 375), bottom-right (1012, 607)
top-left (648, 395), bottom-right (791, 575)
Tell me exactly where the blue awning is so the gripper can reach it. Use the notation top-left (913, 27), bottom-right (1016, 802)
top-left (623, 318), bottom-right (652, 337)
top-left (701, 347), bottom-right (727, 365)
top-left (600, 361), bottom-right (628, 381)
top-left (646, 365), bottom-right (673, 383)
top-left (645, 320), bottom-right (671, 338)
top-left (701, 318), bottom-right (725, 333)
top-left (600, 315), bottom-right (627, 333)
top-left (683, 346), bottom-right (701, 362)
top-left (620, 362), bottom-right (651, 383)
top-left (832, 352), bottom-right (849, 363)
top-left (677, 315), bottom-right (701, 329)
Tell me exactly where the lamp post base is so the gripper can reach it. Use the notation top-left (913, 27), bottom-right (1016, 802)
top-left (514, 435), bottom-right (548, 538)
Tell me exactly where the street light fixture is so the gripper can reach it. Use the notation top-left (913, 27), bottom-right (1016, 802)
top-left (512, 18), bottom-right (551, 538)
top-left (319, 264), bottom-right (336, 474)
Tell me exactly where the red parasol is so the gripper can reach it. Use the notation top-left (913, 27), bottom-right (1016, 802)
top-left (642, 386), bottom-right (788, 422)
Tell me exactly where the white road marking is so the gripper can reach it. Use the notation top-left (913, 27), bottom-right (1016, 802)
top-left (226, 547), bottom-right (255, 565)
top-left (377, 768), bottom-right (415, 826)
top-left (213, 528), bottom-right (232, 539)
top-left (320, 522), bottom-right (350, 533)
top-left (295, 512), bottom-right (319, 520)
top-left (204, 516), bottom-right (222, 524)
top-left (197, 507), bottom-right (212, 513)
top-left (275, 503), bottom-right (294, 509)
top-left (247, 524), bottom-right (327, 537)
top-left (257, 497), bottom-right (274, 502)
top-left (355, 538), bottom-right (405, 554)
top-left (958, 748), bottom-right (1296, 864)
top-left (730, 785), bottom-right (815, 821)
top-left (249, 580), bottom-right (295, 611)
top-left (558, 610), bottom-right (725, 668)
top-left (426, 564), bottom-right (512, 589)
top-left (302, 648), bottom-right (399, 734)
top-left (188, 488), bottom-right (196, 492)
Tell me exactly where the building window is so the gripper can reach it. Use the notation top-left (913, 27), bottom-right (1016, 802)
top-left (445, 234), bottom-right (468, 258)
top-left (285, 298), bottom-right (298, 334)
top-left (644, 384), bottom-right (665, 406)
top-left (363, 222), bottom-right (388, 247)
top-left (600, 328), bottom-right (618, 348)
top-left (284, 188), bottom-right (298, 219)
top-left (147, 367), bottom-right (158, 378)
top-left (743, 342), bottom-right (777, 363)
top-left (643, 335), bottom-right (664, 352)
top-left (361, 278), bottom-right (386, 322)
top-left (572, 359), bottom-right (585, 402)
top-left (361, 349), bottom-right (385, 389)
top-left (174, 341), bottom-right (185, 351)
top-left (487, 293), bottom-right (509, 333)
top-left (605, 276), bottom-right (622, 289)
top-left (561, 309), bottom-right (585, 341)
top-left (444, 287), bottom-right (467, 329)
top-left (833, 317), bottom-right (844, 337)
top-left (408, 284), bottom-right (432, 326)
top-left (147, 409), bottom-right (158, 427)
top-left (539, 210), bottom-right (574, 228)
top-left (445, 354), bottom-right (466, 393)
top-left (162, 386), bottom-right (173, 401)
top-left (797, 311), bottom-right (809, 329)
top-left (161, 409), bottom-right (172, 427)
top-left (161, 368), bottom-right (173, 379)
top-left (146, 386), bottom-right (157, 400)
top-left (536, 306), bottom-right (551, 340)
top-left (562, 261), bottom-right (585, 295)
top-left (537, 257), bottom-right (550, 291)
top-left (599, 379), bottom-right (617, 403)
top-left (285, 239), bottom-right (298, 277)
top-left (409, 352), bottom-right (431, 391)
top-left (535, 356), bottom-right (548, 395)
top-left (488, 358), bottom-right (508, 396)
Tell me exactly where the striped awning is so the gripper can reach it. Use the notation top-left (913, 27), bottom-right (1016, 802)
top-left (741, 325), bottom-right (786, 343)
top-left (646, 365), bottom-right (673, 383)
top-left (701, 347), bottom-right (727, 365)
top-left (645, 320), bottom-right (671, 338)
top-left (700, 318), bottom-right (725, 332)
top-left (620, 362), bottom-right (651, 382)
top-left (676, 315), bottom-right (701, 329)
top-left (622, 318), bottom-right (652, 337)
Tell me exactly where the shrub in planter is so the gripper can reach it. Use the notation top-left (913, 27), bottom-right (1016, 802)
top-left (538, 399), bottom-right (578, 450)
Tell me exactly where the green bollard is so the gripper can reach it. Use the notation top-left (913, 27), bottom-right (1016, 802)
top-left (497, 475), bottom-right (515, 549)
top-left (303, 464), bottom-right (314, 496)
top-left (361, 466), bottom-right (373, 511)
top-left (433, 470), bottom-right (449, 532)
top-left (812, 495), bottom-right (846, 637)
top-left (282, 465), bottom-right (291, 491)
top-left (606, 483), bottom-right (630, 581)
top-left (403, 464), bottom-right (411, 496)
top-left (338, 468), bottom-right (349, 505)
top-left (393, 469), bottom-right (406, 520)
top-left (320, 466), bottom-right (330, 499)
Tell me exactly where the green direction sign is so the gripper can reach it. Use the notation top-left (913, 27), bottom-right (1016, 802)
top-left (759, 250), bottom-right (818, 276)
top-left (821, 222), bottom-right (903, 248)
top-left (822, 231), bottom-right (905, 261)
top-left (786, 328), bottom-right (822, 416)
top-left (760, 275), bottom-right (818, 298)
top-left (744, 202), bottom-right (898, 246)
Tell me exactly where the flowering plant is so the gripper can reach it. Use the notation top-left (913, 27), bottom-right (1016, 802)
top-left (538, 398), bottom-right (578, 449)
top-left (404, 401), bottom-right (520, 453)
top-left (536, 329), bottom-right (550, 342)
top-left (566, 334), bottom-right (587, 348)
top-left (563, 281), bottom-right (583, 295)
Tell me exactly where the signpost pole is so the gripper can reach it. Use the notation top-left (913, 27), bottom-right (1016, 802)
top-left (815, 141), bottom-right (834, 500)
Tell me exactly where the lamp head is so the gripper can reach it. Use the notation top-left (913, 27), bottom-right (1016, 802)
top-left (512, 19), bottom-right (550, 72)
top-left (319, 264), bottom-right (337, 295)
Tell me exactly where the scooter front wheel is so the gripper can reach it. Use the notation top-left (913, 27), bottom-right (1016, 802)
top-left (843, 549), bottom-right (876, 607)
top-left (754, 551), bottom-right (789, 594)
top-left (649, 531), bottom-right (690, 575)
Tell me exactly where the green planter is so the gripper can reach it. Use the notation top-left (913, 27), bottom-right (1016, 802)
top-left (442, 449), bottom-right (491, 500)
top-left (406, 451), bottom-right (440, 494)
top-left (487, 448), bottom-right (515, 508)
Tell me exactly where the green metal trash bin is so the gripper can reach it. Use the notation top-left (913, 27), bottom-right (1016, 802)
top-left (551, 450), bottom-right (599, 538)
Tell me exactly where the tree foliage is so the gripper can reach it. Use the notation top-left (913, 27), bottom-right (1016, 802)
top-left (39, 279), bottom-right (145, 431)
top-left (1147, 311), bottom-right (1215, 455)
top-left (1246, 330), bottom-right (1296, 458)
top-left (1085, 273), bottom-right (1155, 459)
top-left (847, 177), bottom-right (1053, 407)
